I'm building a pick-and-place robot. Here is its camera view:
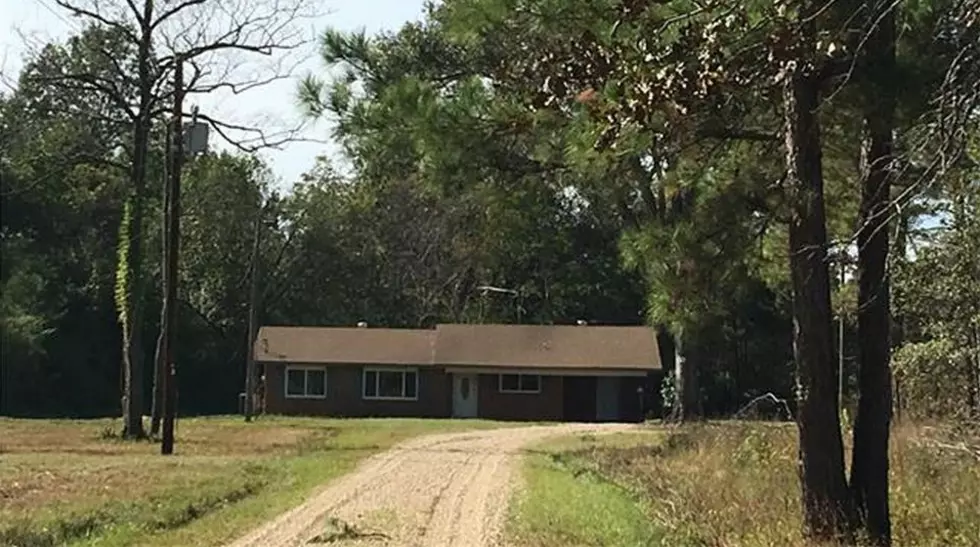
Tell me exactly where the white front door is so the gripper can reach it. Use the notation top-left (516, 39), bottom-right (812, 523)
top-left (452, 373), bottom-right (478, 418)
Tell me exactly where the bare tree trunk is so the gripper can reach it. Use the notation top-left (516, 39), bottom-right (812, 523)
top-left (120, 0), bottom-right (154, 440)
top-left (783, 7), bottom-right (853, 538)
top-left (969, 326), bottom-right (979, 418)
top-left (245, 210), bottom-right (261, 422)
top-left (654, 324), bottom-right (674, 418)
top-left (671, 327), bottom-right (702, 422)
top-left (850, 3), bottom-right (897, 544)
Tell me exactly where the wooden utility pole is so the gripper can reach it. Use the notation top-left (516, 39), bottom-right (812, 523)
top-left (161, 59), bottom-right (184, 455)
top-left (244, 210), bottom-right (262, 422)
top-left (151, 121), bottom-right (171, 437)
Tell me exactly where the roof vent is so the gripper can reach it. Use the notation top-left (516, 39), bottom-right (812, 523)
top-left (576, 319), bottom-right (588, 326)
top-left (357, 321), bottom-right (368, 328)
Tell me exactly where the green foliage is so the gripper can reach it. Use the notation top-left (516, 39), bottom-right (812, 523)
top-left (3, 0), bottom-right (976, 429)
top-left (296, 17), bottom-right (647, 328)
top-left (0, 269), bottom-right (54, 353)
top-left (115, 200), bottom-right (133, 335)
top-left (893, 340), bottom-right (976, 421)
top-left (1, 26), bottom-right (136, 416)
top-left (619, 143), bottom-right (778, 332)
top-left (893, 155), bottom-right (980, 421)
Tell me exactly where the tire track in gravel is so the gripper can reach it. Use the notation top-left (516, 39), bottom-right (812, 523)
top-left (224, 423), bottom-right (636, 547)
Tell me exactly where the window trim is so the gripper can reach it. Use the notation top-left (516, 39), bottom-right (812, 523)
top-left (362, 366), bottom-right (420, 401)
top-left (498, 373), bottom-right (542, 394)
top-left (284, 366), bottom-right (328, 399)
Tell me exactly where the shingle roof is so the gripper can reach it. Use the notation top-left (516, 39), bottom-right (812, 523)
top-left (254, 323), bottom-right (661, 370)
top-left (433, 324), bottom-right (660, 370)
top-left (254, 326), bottom-right (435, 365)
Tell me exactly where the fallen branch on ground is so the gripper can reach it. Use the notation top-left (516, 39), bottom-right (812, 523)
top-left (912, 439), bottom-right (980, 461)
top-left (733, 392), bottom-right (794, 421)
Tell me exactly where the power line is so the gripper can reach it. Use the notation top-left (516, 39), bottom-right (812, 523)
top-left (33, 0), bottom-right (81, 32)
top-left (0, 72), bottom-right (17, 92)
top-left (1, 0), bottom-right (88, 91)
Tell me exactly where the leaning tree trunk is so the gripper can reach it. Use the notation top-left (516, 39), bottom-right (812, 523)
top-left (850, 3), bottom-right (897, 544)
top-left (783, 6), bottom-right (854, 539)
top-left (150, 124), bottom-right (170, 437)
top-left (150, 315), bottom-right (166, 435)
top-left (150, 158), bottom-right (170, 435)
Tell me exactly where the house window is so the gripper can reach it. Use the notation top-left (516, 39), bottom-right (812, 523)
top-left (499, 374), bottom-right (541, 394)
top-left (285, 366), bottom-right (327, 399)
top-left (363, 367), bottom-right (419, 400)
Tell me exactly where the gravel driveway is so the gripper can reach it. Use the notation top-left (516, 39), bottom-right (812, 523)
top-left (224, 422), bottom-right (634, 547)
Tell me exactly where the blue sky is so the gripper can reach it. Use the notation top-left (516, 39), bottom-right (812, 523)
top-left (0, 0), bottom-right (430, 189)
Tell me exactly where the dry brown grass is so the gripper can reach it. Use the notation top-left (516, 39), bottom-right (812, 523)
top-left (0, 417), bottom-right (327, 517)
top-left (0, 416), bottom-right (321, 456)
top-left (0, 416), bottom-right (511, 547)
top-left (552, 421), bottom-right (980, 547)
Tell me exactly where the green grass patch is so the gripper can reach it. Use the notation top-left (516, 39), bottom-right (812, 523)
top-left (0, 416), bottom-right (512, 547)
top-left (508, 432), bottom-right (662, 547)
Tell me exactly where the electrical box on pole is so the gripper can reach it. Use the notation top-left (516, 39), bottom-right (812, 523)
top-left (183, 109), bottom-right (209, 156)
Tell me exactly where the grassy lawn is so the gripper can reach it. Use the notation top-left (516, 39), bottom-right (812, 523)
top-left (509, 422), bottom-right (980, 547)
top-left (0, 415), bottom-right (509, 547)
top-left (507, 431), bottom-right (663, 547)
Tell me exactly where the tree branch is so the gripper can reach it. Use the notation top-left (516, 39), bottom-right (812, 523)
top-left (151, 0), bottom-right (208, 31)
top-left (696, 127), bottom-right (777, 142)
top-left (191, 111), bottom-right (323, 152)
top-left (178, 298), bottom-right (229, 338)
top-left (54, 0), bottom-right (140, 43)
top-left (23, 72), bottom-right (137, 120)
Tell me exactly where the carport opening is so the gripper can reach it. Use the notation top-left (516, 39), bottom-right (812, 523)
top-left (562, 376), bottom-right (597, 422)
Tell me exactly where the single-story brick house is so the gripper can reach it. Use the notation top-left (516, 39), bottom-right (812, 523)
top-left (255, 323), bottom-right (661, 422)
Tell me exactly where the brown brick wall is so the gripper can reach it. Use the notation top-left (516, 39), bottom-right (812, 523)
top-left (261, 363), bottom-right (644, 422)
top-left (262, 363), bottom-right (451, 418)
top-left (475, 373), bottom-right (564, 421)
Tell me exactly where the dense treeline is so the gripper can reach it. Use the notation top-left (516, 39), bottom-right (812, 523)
top-left (1, 1), bottom-right (976, 424)
top-left (0, 26), bottom-right (654, 417)
top-left (0, 19), bottom-right (780, 420)
top-left (0, 0), bottom-right (978, 541)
